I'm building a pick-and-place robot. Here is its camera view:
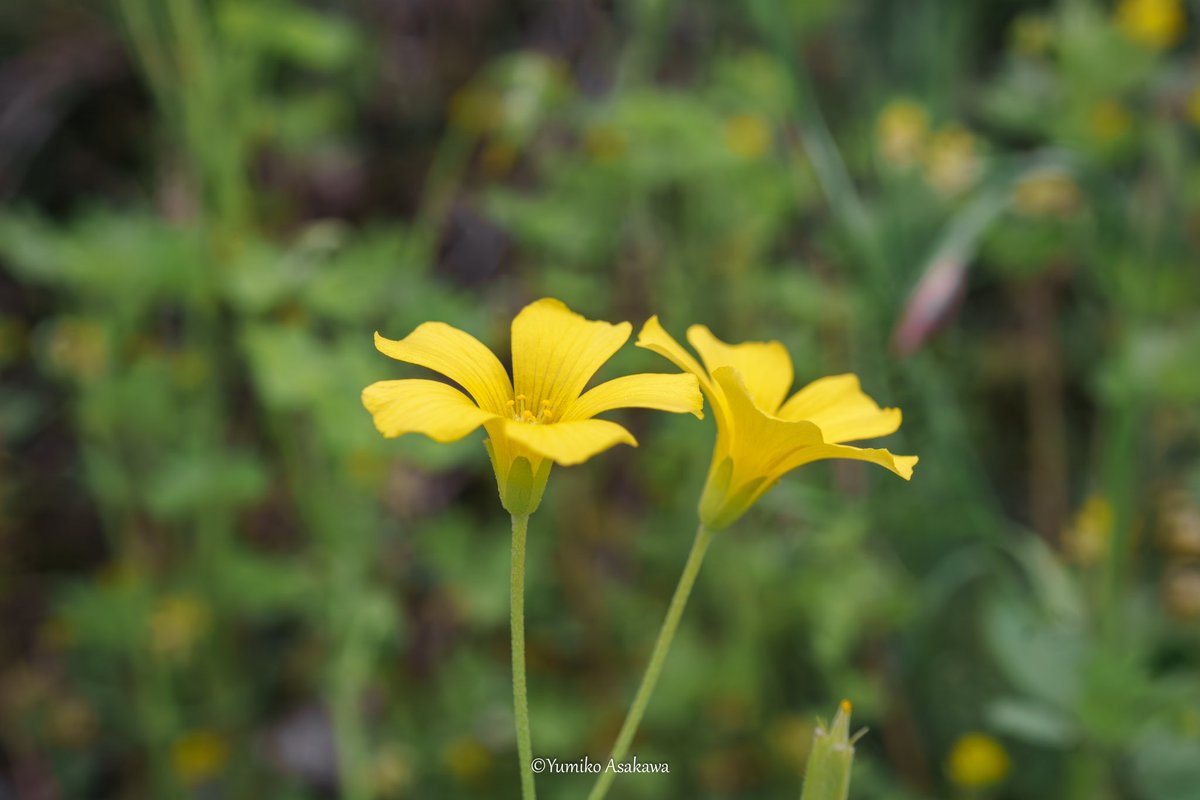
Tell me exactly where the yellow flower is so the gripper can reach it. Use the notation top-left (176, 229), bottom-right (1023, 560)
top-left (442, 736), bottom-right (492, 783)
top-left (723, 113), bottom-right (772, 160)
top-left (946, 732), bottom-right (1010, 789)
top-left (876, 99), bottom-right (929, 169)
top-left (149, 593), bottom-right (211, 661)
top-left (363, 299), bottom-right (703, 516)
top-left (924, 126), bottom-right (980, 197)
top-left (172, 730), bottom-right (230, 786)
top-left (1116, 0), bottom-right (1185, 50)
top-left (1062, 494), bottom-right (1113, 566)
top-left (1012, 168), bottom-right (1081, 218)
top-left (637, 318), bottom-right (916, 529)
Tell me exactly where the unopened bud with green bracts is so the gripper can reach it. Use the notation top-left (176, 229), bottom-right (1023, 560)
top-left (800, 700), bottom-right (865, 800)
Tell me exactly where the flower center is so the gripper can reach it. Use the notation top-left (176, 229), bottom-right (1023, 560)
top-left (508, 394), bottom-right (554, 424)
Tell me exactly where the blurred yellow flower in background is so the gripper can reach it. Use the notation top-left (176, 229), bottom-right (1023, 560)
top-left (1158, 489), bottom-right (1200, 557)
top-left (42, 317), bottom-right (107, 380)
top-left (1159, 491), bottom-right (1200, 619)
top-left (923, 126), bottom-right (980, 197)
top-left (723, 113), bottom-right (772, 160)
top-left (637, 318), bottom-right (916, 529)
top-left (1186, 87), bottom-right (1200, 128)
top-left (448, 86), bottom-right (503, 136)
top-left (98, 558), bottom-right (144, 589)
top-left (876, 99), bottom-right (929, 169)
top-left (583, 125), bottom-right (628, 162)
top-left (364, 298), bottom-right (702, 515)
top-left (150, 593), bottom-right (211, 660)
top-left (1162, 562), bottom-right (1200, 619)
top-left (1012, 168), bottom-right (1081, 218)
top-left (47, 694), bottom-right (98, 748)
top-left (768, 714), bottom-right (815, 772)
top-left (1089, 99), bottom-right (1133, 144)
top-left (372, 742), bottom-right (415, 797)
top-left (442, 736), bottom-right (492, 784)
top-left (1011, 14), bottom-right (1055, 57)
top-left (1063, 494), bottom-right (1113, 566)
top-left (1116, 0), bottom-right (1185, 50)
top-left (172, 730), bottom-right (230, 786)
top-left (946, 732), bottom-right (1010, 789)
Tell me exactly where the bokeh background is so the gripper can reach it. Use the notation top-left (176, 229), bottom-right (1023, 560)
top-left (2, 0), bottom-right (1200, 798)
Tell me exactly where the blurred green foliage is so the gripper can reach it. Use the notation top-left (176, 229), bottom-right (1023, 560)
top-left (1, 0), bottom-right (1199, 798)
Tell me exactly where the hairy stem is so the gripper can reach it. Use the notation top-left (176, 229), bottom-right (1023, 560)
top-left (588, 523), bottom-right (715, 800)
top-left (510, 513), bottom-right (537, 799)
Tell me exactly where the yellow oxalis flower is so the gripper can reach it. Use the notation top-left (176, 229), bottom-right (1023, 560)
top-left (723, 113), bottom-right (773, 160)
top-left (1116, 0), bottom-right (1185, 51)
top-left (637, 318), bottom-right (917, 529)
top-left (172, 730), bottom-right (230, 786)
top-left (923, 126), bottom-right (980, 197)
top-left (363, 299), bottom-right (703, 516)
top-left (876, 98), bottom-right (929, 169)
top-left (1062, 493), bottom-right (1113, 566)
top-left (946, 732), bottom-right (1011, 789)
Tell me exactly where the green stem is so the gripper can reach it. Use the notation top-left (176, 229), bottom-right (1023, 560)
top-left (588, 523), bottom-right (715, 800)
top-left (330, 552), bottom-right (372, 800)
top-left (331, 657), bottom-right (371, 800)
top-left (510, 513), bottom-right (537, 800)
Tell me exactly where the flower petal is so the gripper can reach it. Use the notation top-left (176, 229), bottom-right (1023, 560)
top-left (501, 418), bottom-right (637, 466)
top-left (712, 367), bottom-right (822, 478)
top-left (374, 324), bottom-right (513, 414)
top-left (778, 444), bottom-right (918, 480)
top-left (636, 316), bottom-right (727, 429)
top-left (563, 373), bottom-right (703, 421)
top-left (635, 316), bottom-right (712, 388)
top-left (686, 325), bottom-right (793, 414)
top-left (511, 298), bottom-right (633, 415)
top-left (362, 379), bottom-right (497, 441)
top-left (777, 374), bottom-right (902, 443)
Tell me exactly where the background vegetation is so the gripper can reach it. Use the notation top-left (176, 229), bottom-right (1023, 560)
top-left (2, 0), bottom-right (1199, 797)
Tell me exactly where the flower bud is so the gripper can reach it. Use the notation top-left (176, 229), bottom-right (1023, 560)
top-left (800, 700), bottom-right (860, 800)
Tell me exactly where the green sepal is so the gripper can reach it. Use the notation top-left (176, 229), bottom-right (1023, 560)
top-left (486, 440), bottom-right (552, 516)
top-left (699, 457), bottom-right (765, 530)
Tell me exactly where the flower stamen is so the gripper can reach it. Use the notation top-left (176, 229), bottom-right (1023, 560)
top-left (509, 394), bottom-right (553, 424)
top-left (510, 394), bottom-right (528, 421)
